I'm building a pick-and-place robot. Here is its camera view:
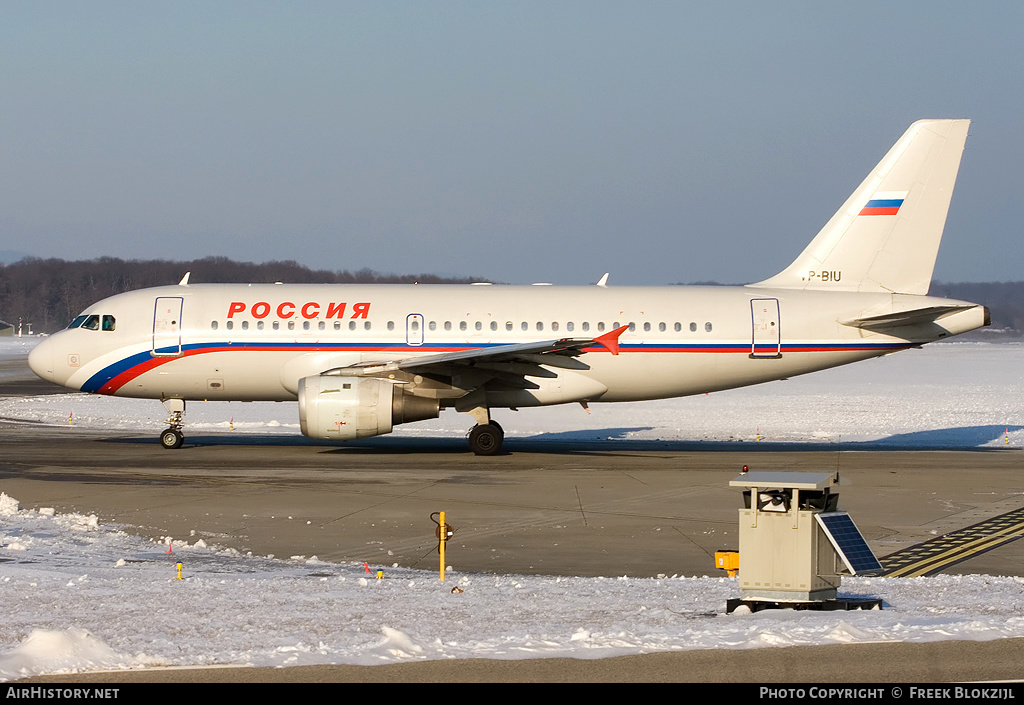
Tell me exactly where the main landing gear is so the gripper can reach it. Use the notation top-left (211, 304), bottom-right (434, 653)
top-left (160, 399), bottom-right (186, 449)
top-left (467, 421), bottom-right (504, 456)
top-left (462, 403), bottom-right (505, 455)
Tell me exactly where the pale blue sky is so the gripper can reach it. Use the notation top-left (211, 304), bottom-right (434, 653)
top-left (2, 2), bottom-right (1021, 284)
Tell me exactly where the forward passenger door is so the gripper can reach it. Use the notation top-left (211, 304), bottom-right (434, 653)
top-left (152, 297), bottom-right (184, 356)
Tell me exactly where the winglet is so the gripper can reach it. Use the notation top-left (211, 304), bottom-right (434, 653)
top-left (593, 325), bottom-right (628, 355)
top-left (596, 273), bottom-right (609, 287)
top-left (178, 272), bottom-right (191, 286)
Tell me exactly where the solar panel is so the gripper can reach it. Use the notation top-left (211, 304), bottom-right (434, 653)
top-left (816, 512), bottom-right (884, 575)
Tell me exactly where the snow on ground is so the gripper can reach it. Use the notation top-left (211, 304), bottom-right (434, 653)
top-left (1, 338), bottom-right (1023, 679)
top-left (2, 492), bottom-right (1023, 681)
top-left (0, 338), bottom-right (37, 370)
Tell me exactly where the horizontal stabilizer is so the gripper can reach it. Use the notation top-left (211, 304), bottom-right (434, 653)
top-left (840, 305), bottom-right (975, 330)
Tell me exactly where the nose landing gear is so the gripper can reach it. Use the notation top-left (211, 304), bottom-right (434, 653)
top-left (160, 427), bottom-right (184, 449)
top-left (160, 399), bottom-right (186, 449)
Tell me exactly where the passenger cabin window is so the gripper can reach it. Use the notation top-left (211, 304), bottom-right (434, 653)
top-left (211, 321), bottom-right (219, 330)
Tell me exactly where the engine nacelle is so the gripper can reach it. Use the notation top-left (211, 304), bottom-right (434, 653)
top-left (298, 375), bottom-right (439, 441)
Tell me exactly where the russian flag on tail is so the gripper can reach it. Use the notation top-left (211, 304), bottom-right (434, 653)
top-left (859, 191), bottom-right (908, 216)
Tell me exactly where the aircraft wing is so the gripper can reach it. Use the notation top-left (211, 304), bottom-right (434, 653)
top-left (399, 326), bottom-right (626, 370)
top-left (323, 326), bottom-right (628, 385)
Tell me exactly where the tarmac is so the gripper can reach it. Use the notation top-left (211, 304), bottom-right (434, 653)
top-left (2, 361), bottom-right (1023, 682)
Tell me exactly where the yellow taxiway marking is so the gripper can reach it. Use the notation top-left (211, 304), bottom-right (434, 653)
top-left (882, 507), bottom-right (1024, 578)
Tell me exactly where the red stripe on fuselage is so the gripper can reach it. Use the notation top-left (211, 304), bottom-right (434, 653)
top-left (98, 356), bottom-right (176, 394)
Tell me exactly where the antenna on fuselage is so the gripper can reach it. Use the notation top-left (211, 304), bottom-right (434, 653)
top-left (178, 272), bottom-right (191, 286)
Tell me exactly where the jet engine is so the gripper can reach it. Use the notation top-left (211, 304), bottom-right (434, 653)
top-left (298, 375), bottom-right (439, 441)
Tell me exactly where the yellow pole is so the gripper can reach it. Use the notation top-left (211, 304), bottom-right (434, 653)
top-left (439, 511), bottom-right (446, 582)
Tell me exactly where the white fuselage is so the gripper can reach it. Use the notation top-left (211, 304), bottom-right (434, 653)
top-left (28, 282), bottom-right (988, 408)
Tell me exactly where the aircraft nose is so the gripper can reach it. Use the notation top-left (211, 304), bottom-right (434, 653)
top-left (28, 336), bottom-right (56, 383)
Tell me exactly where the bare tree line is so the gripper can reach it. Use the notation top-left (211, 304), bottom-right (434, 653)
top-left (0, 256), bottom-right (1020, 337)
top-left (0, 256), bottom-right (489, 332)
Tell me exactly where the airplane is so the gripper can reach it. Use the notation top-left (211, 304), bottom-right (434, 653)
top-left (28, 119), bottom-right (989, 455)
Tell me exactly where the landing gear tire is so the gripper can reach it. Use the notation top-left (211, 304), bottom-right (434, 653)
top-left (160, 428), bottom-right (184, 449)
top-left (468, 423), bottom-right (503, 456)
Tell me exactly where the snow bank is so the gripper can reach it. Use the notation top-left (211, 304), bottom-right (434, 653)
top-left (2, 494), bottom-right (1023, 680)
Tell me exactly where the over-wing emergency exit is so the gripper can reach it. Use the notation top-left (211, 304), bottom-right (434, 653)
top-left (29, 120), bottom-right (989, 454)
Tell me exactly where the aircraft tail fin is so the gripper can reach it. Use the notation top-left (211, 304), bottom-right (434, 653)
top-left (751, 119), bottom-right (970, 295)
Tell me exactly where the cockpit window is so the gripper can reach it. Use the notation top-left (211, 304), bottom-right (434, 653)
top-left (67, 313), bottom-right (115, 331)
